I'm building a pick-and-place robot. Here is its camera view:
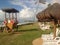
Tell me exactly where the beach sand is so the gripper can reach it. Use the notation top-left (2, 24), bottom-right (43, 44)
top-left (32, 38), bottom-right (43, 45)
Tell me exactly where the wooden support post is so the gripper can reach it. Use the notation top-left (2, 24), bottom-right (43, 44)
top-left (5, 12), bottom-right (6, 20)
top-left (12, 13), bottom-right (14, 19)
top-left (53, 21), bottom-right (56, 39)
top-left (15, 13), bottom-right (18, 31)
top-left (15, 13), bottom-right (17, 21)
top-left (9, 13), bottom-right (10, 19)
top-left (58, 20), bottom-right (59, 24)
top-left (4, 12), bottom-right (8, 32)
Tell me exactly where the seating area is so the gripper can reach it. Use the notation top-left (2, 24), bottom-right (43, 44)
top-left (41, 34), bottom-right (60, 45)
top-left (38, 22), bottom-right (50, 30)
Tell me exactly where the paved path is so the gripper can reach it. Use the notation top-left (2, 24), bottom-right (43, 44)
top-left (32, 38), bottom-right (43, 45)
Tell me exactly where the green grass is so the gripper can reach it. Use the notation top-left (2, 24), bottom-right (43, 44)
top-left (0, 22), bottom-right (53, 45)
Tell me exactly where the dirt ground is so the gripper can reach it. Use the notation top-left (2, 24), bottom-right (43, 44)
top-left (32, 38), bottom-right (43, 45)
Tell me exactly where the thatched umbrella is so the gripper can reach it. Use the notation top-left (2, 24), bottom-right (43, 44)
top-left (36, 3), bottom-right (60, 39)
top-left (2, 8), bottom-right (19, 32)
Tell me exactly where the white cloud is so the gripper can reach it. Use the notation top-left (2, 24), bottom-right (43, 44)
top-left (10, 0), bottom-right (28, 8)
top-left (37, 2), bottom-right (49, 11)
top-left (17, 8), bottom-right (37, 22)
top-left (9, 0), bottom-right (60, 22)
top-left (9, 0), bottom-right (47, 9)
top-left (0, 10), bottom-right (4, 21)
top-left (52, 0), bottom-right (60, 3)
top-left (9, 0), bottom-right (49, 22)
top-left (19, 8), bottom-right (35, 19)
top-left (0, 0), bottom-right (60, 23)
top-left (46, 0), bottom-right (60, 4)
top-left (39, 0), bottom-right (46, 4)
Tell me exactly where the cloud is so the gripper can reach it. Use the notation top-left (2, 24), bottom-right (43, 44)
top-left (36, 2), bottom-right (49, 12)
top-left (54, 0), bottom-right (60, 3)
top-left (9, 0), bottom-right (60, 22)
top-left (46, 0), bottom-right (60, 4)
top-left (39, 0), bottom-right (46, 4)
top-left (19, 8), bottom-right (35, 20)
top-left (8, 0), bottom-right (49, 22)
top-left (9, 0), bottom-right (28, 8)
top-left (9, 0), bottom-right (49, 11)
top-left (52, 0), bottom-right (60, 3)
top-left (9, 0), bottom-right (47, 8)
top-left (1, 0), bottom-right (60, 23)
top-left (17, 8), bottom-right (35, 22)
top-left (0, 10), bottom-right (4, 21)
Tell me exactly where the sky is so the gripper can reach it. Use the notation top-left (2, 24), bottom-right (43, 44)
top-left (0, 0), bottom-right (60, 23)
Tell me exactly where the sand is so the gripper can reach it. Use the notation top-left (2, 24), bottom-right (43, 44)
top-left (32, 38), bottom-right (43, 45)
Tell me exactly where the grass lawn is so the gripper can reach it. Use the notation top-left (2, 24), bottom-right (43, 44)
top-left (0, 22), bottom-right (52, 45)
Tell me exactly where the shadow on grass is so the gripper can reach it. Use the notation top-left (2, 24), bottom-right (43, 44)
top-left (15, 29), bottom-right (38, 32)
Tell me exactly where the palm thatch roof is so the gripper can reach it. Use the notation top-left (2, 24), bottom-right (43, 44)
top-left (36, 3), bottom-right (60, 39)
top-left (36, 3), bottom-right (60, 22)
top-left (2, 8), bottom-right (19, 13)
